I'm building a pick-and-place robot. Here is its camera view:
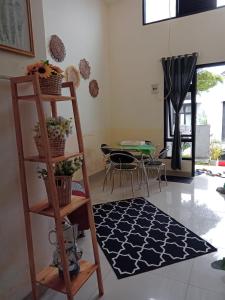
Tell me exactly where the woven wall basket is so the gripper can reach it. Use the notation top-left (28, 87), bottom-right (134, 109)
top-left (34, 136), bottom-right (65, 157)
top-left (44, 176), bottom-right (72, 207)
top-left (39, 74), bottom-right (63, 95)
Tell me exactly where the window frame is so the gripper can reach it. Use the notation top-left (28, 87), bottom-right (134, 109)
top-left (167, 101), bottom-right (192, 138)
top-left (222, 101), bottom-right (225, 141)
top-left (142, 0), bottom-right (225, 26)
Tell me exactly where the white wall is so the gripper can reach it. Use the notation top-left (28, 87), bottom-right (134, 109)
top-left (42, 0), bottom-right (111, 176)
top-left (108, 0), bottom-right (225, 173)
top-left (0, 1), bottom-right (53, 299)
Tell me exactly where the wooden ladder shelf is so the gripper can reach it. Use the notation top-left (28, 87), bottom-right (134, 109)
top-left (10, 74), bottom-right (104, 300)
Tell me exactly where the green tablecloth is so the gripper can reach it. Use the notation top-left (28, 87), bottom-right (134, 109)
top-left (115, 144), bottom-right (156, 155)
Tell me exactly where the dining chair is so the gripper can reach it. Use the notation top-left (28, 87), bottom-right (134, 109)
top-left (143, 147), bottom-right (168, 192)
top-left (109, 150), bottom-right (149, 196)
top-left (100, 144), bottom-right (111, 167)
top-left (100, 144), bottom-right (113, 190)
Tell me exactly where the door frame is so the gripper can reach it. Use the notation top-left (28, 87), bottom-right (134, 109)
top-left (193, 60), bottom-right (225, 176)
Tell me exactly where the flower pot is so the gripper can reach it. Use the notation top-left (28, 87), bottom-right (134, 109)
top-left (209, 159), bottom-right (218, 166)
top-left (44, 176), bottom-right (72, 207)
top-left (34, 136), bottom-right (65, 158)
top-left (39, 74), bottom-right (63, 95)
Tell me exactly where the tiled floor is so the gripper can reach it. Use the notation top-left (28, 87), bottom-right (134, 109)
top-left (42, 172), bottom-right (225, 300)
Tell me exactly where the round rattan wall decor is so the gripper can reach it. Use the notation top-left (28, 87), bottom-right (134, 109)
top-left (79, 58), bottom-right (91, 80)
top-left (49, 35), bottom-right (66, 62)
top-left (89, 79), bottom-right (99, 98)
top-left (64, 65), bottom-right (80, 88)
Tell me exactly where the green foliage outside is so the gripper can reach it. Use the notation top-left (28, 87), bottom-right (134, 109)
top-left (209, 139), bottom-right (223, 161)
top-left (197, 70), bottom-right (223, 93)
top-left (197, 111), bottom-right (208, 125)
top-left (182, 142), bottom-right (191, 151)
top-left (181, 142), bottom-right (191, 158)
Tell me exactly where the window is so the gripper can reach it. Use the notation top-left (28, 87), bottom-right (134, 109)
top-left (143, 0), bottom-right (225, 24)
top-left (167, 94), bottom-right (192, 139)
top-left (144, 0), bottom-right (176, 24)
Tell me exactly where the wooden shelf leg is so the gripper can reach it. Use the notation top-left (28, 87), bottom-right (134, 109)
top-left (25, 213), bottom-right (39, 300)
top-left (86, 202), bottom-right (104, 296)
top-left (33, 77), bottom-right (74, 299)
top-left (10, 81), bottom-right (38, 299)
top-left (68, 81), bottom-right (104, 296)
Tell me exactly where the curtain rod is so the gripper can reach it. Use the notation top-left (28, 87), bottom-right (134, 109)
top-left (0, 75), bottom-right (10, 80)
top-left (161, 52), bottom-right (198, 61)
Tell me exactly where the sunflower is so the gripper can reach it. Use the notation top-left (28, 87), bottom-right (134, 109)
top-left (26, 60), bottom-right (64, 78)
top-left (37, 63), bottom-right (52, 79)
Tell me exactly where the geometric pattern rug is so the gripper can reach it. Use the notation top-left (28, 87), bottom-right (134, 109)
top-left (93, 198), bottom-right (217, 279)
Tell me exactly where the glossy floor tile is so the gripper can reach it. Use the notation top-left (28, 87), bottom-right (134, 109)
top-left (42, 172), bottom-right (225, 300)
top-left (186, 285), bottom-right (225, 300)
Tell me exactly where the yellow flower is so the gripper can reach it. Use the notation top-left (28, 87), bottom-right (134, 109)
top-left (37, 64), bottom-right (52, 79)
top-left (26, 60), bottom-right (64, 78)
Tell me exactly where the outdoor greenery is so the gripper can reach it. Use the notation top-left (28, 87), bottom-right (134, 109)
top-left (197, 111), bottom-right (208, 125)
top-left (197, 70), bottom-right (223, 93)
top-left (209, 139), bottom-right (223, 161)
top-left (181, 142), bottom-right (192, 158)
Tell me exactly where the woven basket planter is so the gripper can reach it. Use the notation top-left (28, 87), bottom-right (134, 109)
top-left (44, 176), bottom-right (72, 207)
top-left (39, 74), bottom-right (63, 95)
top-left (34, 136), bottom-right (65, 158)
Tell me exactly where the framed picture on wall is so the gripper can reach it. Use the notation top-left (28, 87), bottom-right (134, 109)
top-left (0, 0), bottom-right (35, 56)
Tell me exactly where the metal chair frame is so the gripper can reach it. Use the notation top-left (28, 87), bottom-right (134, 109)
top-left (100, 144), bottom-right (113, 190)
top-left (141, 147), bottom-right (168, 191)
top-left (107, 151), bottom-right (149, 196)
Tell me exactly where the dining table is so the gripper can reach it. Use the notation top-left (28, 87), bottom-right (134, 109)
top-left (106, 142), bottom-right (156, 156)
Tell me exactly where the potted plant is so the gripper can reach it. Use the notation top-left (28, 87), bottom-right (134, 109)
top-left (27, 60), bottom-right (64, 95)
top-left (34, 116), bottom-right (72, 157)
top-left (38, 157), bottom-right (83, 207)
top-left (209, 139), bottom-right (223, 166)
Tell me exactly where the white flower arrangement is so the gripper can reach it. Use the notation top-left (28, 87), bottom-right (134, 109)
top-left (34, 116), bottom-right (72, 140)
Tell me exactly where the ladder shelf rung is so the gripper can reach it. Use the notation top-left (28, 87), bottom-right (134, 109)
top-left (29, 196), bottom-right (89, 218)
top-left (17, 94), bottom-right (76, 102)
top-left (36, 260), bottom-right (98, 295)
top-left (24, 152), bottom-right (83, 163)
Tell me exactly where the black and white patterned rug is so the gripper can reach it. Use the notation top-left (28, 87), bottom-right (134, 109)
top-left (93, 197), bottom-right (217, 279)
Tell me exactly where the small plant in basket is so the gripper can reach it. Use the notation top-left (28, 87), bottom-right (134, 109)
top-left (34, 116), bottom-right (73, 157)
top-left (26, 60), bottom-right (64, 95)
top-left (38, 157), bottom-right (83, 207)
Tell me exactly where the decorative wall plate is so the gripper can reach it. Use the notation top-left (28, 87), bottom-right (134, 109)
top-left (89, 79), bottom-right (99, 98)
top-left (79, 58), bottom-right (91, 79)
top-left (64, 66), bottom-right (80, 88)
top-left (49, 35), bottom-right (66, 62)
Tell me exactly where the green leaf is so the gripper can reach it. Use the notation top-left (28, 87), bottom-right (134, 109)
top-left (197, 70), bottom-right (223, 93)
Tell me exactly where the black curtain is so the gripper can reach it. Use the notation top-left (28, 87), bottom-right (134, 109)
top-left (162, 53), bottom-right (197, 170)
